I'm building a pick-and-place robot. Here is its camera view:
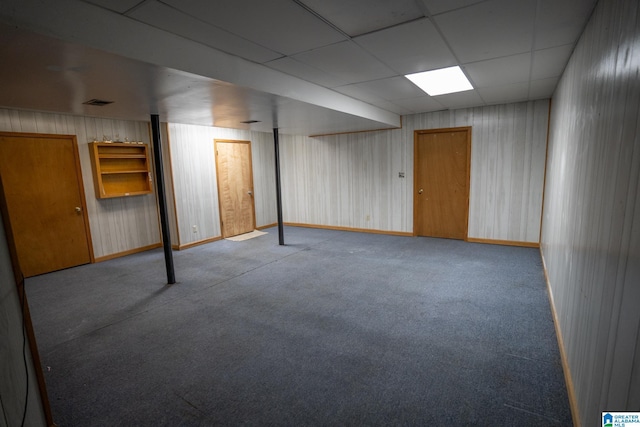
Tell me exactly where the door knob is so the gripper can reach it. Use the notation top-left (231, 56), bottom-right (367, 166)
top-left (75, 206), bottom-right (82, 213)
top-left (418, 189), bottom-right (423, 194)
top-left (247, 191), bottom-right (253, 196)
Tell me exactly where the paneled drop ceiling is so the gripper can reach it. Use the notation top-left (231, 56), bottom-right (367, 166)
top-left (0, 0), bottom-right (597, 135)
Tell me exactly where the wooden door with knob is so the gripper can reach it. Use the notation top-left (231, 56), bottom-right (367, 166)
top-left (0, 132), bottom-right (93, 276)
top-left (414, 127), bottom-right (470, 240)
top-left (215, 139), bottom-right (256, 238)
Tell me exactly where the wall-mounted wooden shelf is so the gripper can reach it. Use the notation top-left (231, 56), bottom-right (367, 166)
top-left (89, 142), bottom-right (153, 198)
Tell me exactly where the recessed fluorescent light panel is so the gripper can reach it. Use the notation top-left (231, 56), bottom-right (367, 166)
top-left (405, 66), bottom-right (473, 96)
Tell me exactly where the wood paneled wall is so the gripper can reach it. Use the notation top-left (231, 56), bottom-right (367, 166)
top-left (166, 123), bottom-right (220, 245)
top-left (0, 99), bottom-right (548, 252)
top-left (160, 123), bottom-right (179, 245)
top-left (280, 131), bottom-right (407, 232)
top-left (166, 123), bottom-right (276, 247)
top-left (281, 100), bottom-right (549, 242)
top-left (405, 100), bottom-right (549, 242)
top-left (0, 209), bottom-right (47, 426)
top-left (541, 0), bottom-right (640, 423)
top-left (249, 130), bottom-right (278, 230)
top-left (0, 109), bottom-right (160, 259)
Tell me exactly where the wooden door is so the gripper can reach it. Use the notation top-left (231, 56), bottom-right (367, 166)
top-left (414, 127), bottom-right (470, 240)
top-left (0, 133), bottom-right (92, 277)
top-left (215, 140), bottom-right (255, 238)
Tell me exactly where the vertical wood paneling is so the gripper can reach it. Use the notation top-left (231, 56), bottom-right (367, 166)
top-left (541, 0), bottom-right (640, 423)
top-left (249, 130), bottom-right (277, 227)
top-left (161, 123), bottom-right (179, 246)
top-left (463, 101), bottom-right (549, 243)
top-left (280, 129), bottom-right (408, 232)
top-left (168, 123), bottom-right (219, 244)
top-left (167, 124), bottom-right (276, 246)
top-left (0, 210), bottom-right (47, 426)
top-left (0, 109), bottom-right (160, 258)
top-left (280, 100), bottom-right (548, 241)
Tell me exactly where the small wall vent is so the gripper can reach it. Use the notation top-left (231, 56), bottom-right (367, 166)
top-left (83, 99), bottom-right (113, 106)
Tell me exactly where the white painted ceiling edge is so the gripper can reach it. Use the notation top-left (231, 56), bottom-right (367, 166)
top-left (0, 0), bottom-right (401, 133)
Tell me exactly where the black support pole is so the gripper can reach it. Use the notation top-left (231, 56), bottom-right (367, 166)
top-left (273, 128), bottom-right (285, 245)
top-left (150, 114), bottom-right (176, 284)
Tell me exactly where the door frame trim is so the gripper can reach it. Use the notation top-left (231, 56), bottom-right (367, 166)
top-left (413, 126), bottom-right (471, 239)
top-left (214, 139), bottom-right (256, 238)
top-left (0, 131), bottom-right (95, 264)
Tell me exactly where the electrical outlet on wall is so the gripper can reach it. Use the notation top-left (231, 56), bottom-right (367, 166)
top-left (192, 225), bottom-right (198, 233)
top-left (365, 215), bottom-right (370, 221)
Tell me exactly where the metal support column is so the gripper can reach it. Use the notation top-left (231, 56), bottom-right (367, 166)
top-left (273, 128), bottom-right (285, 245)
top-left (150, 114), bottom-right (176, 284)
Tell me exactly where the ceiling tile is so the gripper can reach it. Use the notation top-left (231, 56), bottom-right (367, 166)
top-left (463, 53), bottom-right (531, 88)
top-left (535, 0), bottom-right (598, 49)
top-left (529, 77), bottom-right (558, 99)
top-left (434, 0), bottom-right (537, 63)
top-left (292, 41), bottom-right (397, 84)
top-left (264, 57), bottom-right (347, 88)
top-left (355, 18), bottom-right (457, 75)
top-left (298, 0), bottom-right (424, 37)
top-left (391, 96), bottom-right (445, 113)
top-left (419, 0), bottom-right (487, 15)
top-left (476, 82), bottom-right (529, 104)
top-left (162, 0), bottom-right (346, 55)
top-left (128, 1), bottom-right (281, 63)
top-left (84, 0), bottom-right (143, 14)
top-left (347, 76), bottom-right (426, 101)
top-left (531, 44), bottom-right (574, 80)
top-left (433, 90), bottom-right (484, 109)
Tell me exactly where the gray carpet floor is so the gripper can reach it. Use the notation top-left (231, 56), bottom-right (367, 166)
top-left (26, 226), bottom-right (572, 426)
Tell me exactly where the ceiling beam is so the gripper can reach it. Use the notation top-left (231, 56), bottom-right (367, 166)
top-left (0, 0), bottom-right (400, 128)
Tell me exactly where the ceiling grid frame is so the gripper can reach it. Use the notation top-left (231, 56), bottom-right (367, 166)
top-left (0, 0), bottom-right (599, 134)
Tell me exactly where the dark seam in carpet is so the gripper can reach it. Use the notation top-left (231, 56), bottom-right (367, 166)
top-left (173, 391), bottom-right (206, 415)
top-left (504, 352), bottom-right (557, 364)
top-left (503, 402), bottom-right (561, 423)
